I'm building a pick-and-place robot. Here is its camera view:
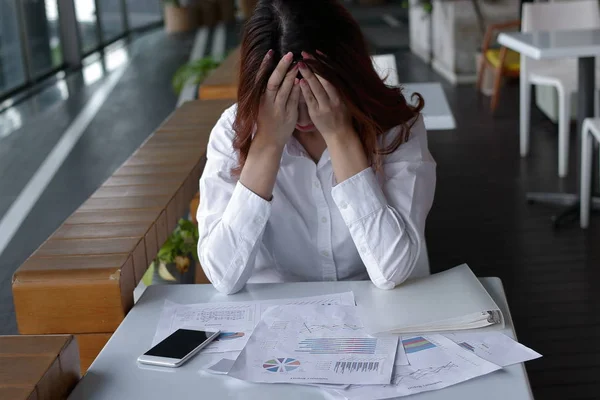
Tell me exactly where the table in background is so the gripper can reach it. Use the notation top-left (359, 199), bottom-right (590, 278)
top-left (69, 279), bottom-right (533, 400)
top-left (499, 29), bottom-right (600, 226)
top-left (372, 54), bottom-right (457, 130)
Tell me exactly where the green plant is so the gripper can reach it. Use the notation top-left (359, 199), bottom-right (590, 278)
top-left (172, 57), bottom-right (221, 95)
top-left (155, 218), bottom-right (200, 267)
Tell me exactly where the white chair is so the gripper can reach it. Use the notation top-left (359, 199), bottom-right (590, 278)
top-left (520, 0), bottom-right (600, 178)
top-left (580, 118), bottom-right (600, 228)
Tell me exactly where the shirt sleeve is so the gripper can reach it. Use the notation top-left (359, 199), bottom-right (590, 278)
top-left (331, 118), bottom-right (436, 289)
top-left (196, 105), bottom-right (271, 294)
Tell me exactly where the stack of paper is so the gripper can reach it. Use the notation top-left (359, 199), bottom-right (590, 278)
top-left (357, 264), bottom-right (504, 335)
top-left (228, 305), bottom-right (399, 385)
top-left (150, 264), bottom-right (541, 399)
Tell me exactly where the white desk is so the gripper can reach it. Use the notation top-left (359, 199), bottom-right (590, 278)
top-left (69, 279), bottom-right (533, 400)
top-left (372, 54), bottom-right (457, 130)
top-left (498, 29), bottom-right (600, 60)
top-left (498, 29), bottom-right (600, 226)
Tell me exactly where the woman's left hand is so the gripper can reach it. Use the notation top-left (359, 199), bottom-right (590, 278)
top-left (298, 58), bottom-right (354, 140)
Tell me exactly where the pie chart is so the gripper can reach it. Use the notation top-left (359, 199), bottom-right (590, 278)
top-left (263, 358), bottom-right (301, 372)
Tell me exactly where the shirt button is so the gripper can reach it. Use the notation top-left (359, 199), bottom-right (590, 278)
top-left (339, 202), bottom-right (348, 210)
top-left (321, 217), bottom-right (327, 223)
top-left (321, 250), bottom-right (329, 257)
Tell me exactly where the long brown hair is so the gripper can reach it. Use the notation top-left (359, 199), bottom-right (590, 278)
top-left (233, 0), bottom-right (424, 174)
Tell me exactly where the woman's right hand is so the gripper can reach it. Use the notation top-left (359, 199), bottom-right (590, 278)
top-left (255, 51), bottom-right (301, 148)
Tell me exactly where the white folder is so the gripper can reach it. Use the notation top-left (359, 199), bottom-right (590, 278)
top-left (356, 264), bottom-right (504, 335)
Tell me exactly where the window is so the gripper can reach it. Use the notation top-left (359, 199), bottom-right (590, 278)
top-left (99, 0), bottom-right (126, 42)
top-left (0, 0), bottom-right (26, 94)
top-left (75, 0), bottom-right (100, 53)
top-left (126, 0), bottom-right (162, 29)
top-left (22, 0), bottom-right (63, 77)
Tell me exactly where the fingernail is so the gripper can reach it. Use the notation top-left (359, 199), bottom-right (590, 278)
top-left (266, 49), bottom-right (273, 58)
top-left (294, 78), bottom-right (300, 85)
top-left (298, 62), bottom-right (306, 69)
top-left (285, 52), bottom-right (293, 61)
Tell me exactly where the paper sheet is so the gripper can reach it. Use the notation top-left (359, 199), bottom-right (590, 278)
top-left (332, 334), bottom-right (501, 400)
top-left (228, 305), bottom-right (398, 385)
top-left (444, 332), bottom-right (542, 367)
top-left (152, 292), bottom-right (356, 354)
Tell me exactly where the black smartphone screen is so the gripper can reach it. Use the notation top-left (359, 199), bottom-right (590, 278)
top-left (145, 329), bottom-right (215, 359)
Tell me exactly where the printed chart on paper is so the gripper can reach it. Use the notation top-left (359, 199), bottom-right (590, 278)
top-left (228, 305), bottom-right (398, 385)
top-left (153, 292), bottom-right (356, 353)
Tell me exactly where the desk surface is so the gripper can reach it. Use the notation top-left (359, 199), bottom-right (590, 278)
top-left (69, 279), bottom-right (533, 400)
top-left (498, 29), bottom-right (600, 60)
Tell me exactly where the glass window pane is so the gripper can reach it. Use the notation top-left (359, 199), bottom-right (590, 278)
top-left (126, 0), bottom-right (162, 29)
top-left (23, 0), bottom-right (63, 77)
top-left (75, 0), bottom-right (100, 53)
top-left (0, 0), bottom-right (26, 94)
top-left (99, 0), bottom-right (125, 42)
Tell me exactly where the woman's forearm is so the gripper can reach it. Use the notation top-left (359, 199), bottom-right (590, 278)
top-left (326, 131), bottom-right (370, 184)
top-left (239, 134), bottom-right (285, 200)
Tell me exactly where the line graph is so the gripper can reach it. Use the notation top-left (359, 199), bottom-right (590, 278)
top-left (392, 362), bottom-right (458, 384)
top-left (299, 323), bottom-right (363, 334)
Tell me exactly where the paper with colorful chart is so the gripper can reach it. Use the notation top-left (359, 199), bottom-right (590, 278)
top-left (152, 292), bottom-right (356, 354)
top-left (331, 334), bottom-right (501, 400)
top-left (227, 305), bottom-right (399, 385)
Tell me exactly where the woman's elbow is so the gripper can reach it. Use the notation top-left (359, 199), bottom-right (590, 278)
top-left (212, 280), bottom-right (244, 295)
top-left (197, 245), bottom-right (241, 295)
top-left (380, 239), bottom-right (421, 287)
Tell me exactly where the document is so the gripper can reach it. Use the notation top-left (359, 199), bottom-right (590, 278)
top-left (228, 305), bottom-right (399, 385)
top-left (357, 264), bottom-right (504, 335)
top-left (444, 332), bottom-right (542, 367)
top-left (152, 292), bottom-right (356, 353)
top-left (153, 300), bottom-right (256, 353)
top-left (331, 334), bottom-right (501, 400)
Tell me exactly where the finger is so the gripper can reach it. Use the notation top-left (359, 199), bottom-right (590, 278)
top-left (314, 74), bottom-right (339, 103)
top-left (256, 49), bottom-right (274, 84)
top-left (275, 64), bottom-right (299, 106)
top-left (299, 79), bottom-right (318, 111)
top-left (287, 79), bottom-right (301, 111)
top-left (298, 62), bottom-right (329, 105)
top-left (301, 51), bottom-right (315, 60)
top-left (266, 52), bottom-right (294, 95)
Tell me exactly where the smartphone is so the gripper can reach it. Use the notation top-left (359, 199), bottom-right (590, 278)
top-left (137, 329), bottom-right (220, 368)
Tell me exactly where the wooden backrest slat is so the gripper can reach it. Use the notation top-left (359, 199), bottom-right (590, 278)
top-left (12, 100), bottom-right (234, 336)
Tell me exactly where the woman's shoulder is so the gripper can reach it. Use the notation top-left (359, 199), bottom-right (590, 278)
top-left (381, 115), bottom-right (434, 164)
top-left (207, 103), bottom-right (239, 160)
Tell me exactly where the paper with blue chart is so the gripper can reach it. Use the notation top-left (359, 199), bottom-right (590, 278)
top-left (329, 334), bottom-right (501, 400)
top-left (152, 292), bottom-right (356, 354)
top-left (227, 305), bottom-right (399, 385)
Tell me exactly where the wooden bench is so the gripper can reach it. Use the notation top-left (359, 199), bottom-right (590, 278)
top-left (198, 47), bottom-right (240, 101)
top-left (0, 335), bottom-right (80, 400)
top-left (12, 99), bottom-right (234, 373)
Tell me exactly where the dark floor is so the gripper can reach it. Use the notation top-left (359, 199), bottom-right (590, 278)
top-left (410, 65), bottom-right (600, 398)
top-left (1, 6), bottom-right (599, 400)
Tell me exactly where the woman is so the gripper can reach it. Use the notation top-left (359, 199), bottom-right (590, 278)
top-left (197, 0), bottom-right (436, 294)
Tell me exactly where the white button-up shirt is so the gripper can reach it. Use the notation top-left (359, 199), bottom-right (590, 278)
top-left (197, 104), bottom-right (436, 294)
